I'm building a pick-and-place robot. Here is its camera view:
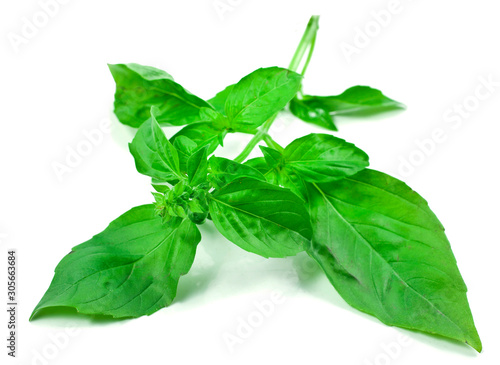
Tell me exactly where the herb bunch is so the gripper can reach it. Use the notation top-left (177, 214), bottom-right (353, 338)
top-left (31, 16), bottom-right (481, 352)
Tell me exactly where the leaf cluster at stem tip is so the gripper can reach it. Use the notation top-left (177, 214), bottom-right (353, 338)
top-left (31, 15), bottom-right (481, 353)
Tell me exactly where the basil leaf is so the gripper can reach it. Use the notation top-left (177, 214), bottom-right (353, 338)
top-left (284, 133), bottom-right (369, 183)
top-left (173, 135), bottom-right (197, 160)
top-left (307, 169), bottom-right (481, 351)
top-left (170, 122), bottom-right (223, 153)
top-left (208, 177), bottom-right (312, 258)
top-left (243, 157), bottom-right (272, 175)
top-left (244, 154), bottom-right (306, 200)
top-left (208, 84), bottom-right (234, 114)
top-left (108, 63), bottom-right (210, 127)
top-left (259, 146), bottom-right (283, 168)
top-left (278, 170), bottom-right (308, 201)
top-left (129, 110), bottom-right (183, 181)
top-left (303, 86), bottom-right (405, 118)
top-left (187, 145), bottom-right (209, 187)
top-left (243, 157), bottom-right (280, 185)
top-left (151, 181), bottom-right (170, 193)
top-left (30, 205), bottom-right (201, 319)
top-left (208, 156), bottom-right (266, 189)
top-left (170, 122), bottom-right (224, 172)
top-left (225, 67), bottom-right (302, 132)
top-left (289, 97), bottom-right (337, 131)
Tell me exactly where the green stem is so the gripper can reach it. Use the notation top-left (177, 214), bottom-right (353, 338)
top-left (263, 134), bottom-right (284, 152)
top-left (234, 118), bottom-right (274, 163)
top-left (300, 32), bottom-right (317, 77)
top-left (288, 15), bottom-right (320, 73)
top-left (233, 16), bottom-right (320, 162)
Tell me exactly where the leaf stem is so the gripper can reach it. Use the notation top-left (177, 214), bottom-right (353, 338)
top-left (263, 134), bottom-right (284, 152)
top-left (234, 117), bottom-right (275, 163)
top-left (233, 16), bottom-right (320, 163)
top-left (288, 16), bottom-right (320, 74)
top-left (300, 31), bottom-right (317, 77)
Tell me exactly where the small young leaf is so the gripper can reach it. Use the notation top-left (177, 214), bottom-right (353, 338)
top-left (278, 170), bottom-right (308, 201)
top-left (259, 146), bottom-right (283, 168)
top-left (187, 145), bottom-right (209, 187)
top-left (108, 63), bottom-right (210, 128)
top-left (283, 133), bottom-right (369, 183)
top-left (170, 122), bottom-right (224, 172)
top-left (243, 157), bottom-right (280, 185)
top-left (243, 157), bottom-right (270, 174)
top-left (151, 181), bottom-right (170, 193)
top-left (208, 177), bottom-right (312, 258)
top-left (307, 169), bottom-right (481, 351)
top-left (208, 84), bottom-right (234, 114)
top-left (129, 110), bottom-right (183, 181)
top-left (171, 122), bottom-right (223, 154)
top-left (30, 205), bottom-right (201, 319)
top-left (199, 107), bottom-right (220, 121)
top-left (289, 97), bottom-right (337, 131)
top-left (188, 200), bottom-right (205, 214)
top-left (225, 67), bottom-right (302, 132)
top-left (209, 156), bottom-right (266, 189)
top-left (173, 135), bottom-right (198, 171)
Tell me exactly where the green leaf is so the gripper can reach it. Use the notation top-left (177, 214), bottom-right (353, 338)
top-left (243, 157), bottom-right (280, 185)
top-left (108, 63), bottom-right (210, 128)
top-left (259, 146), bottom-right (283, 168)
top-left (283, 133), bottom-right (369, 183)
top-left (243, 157), bottom-right (270, 174)
top-left (208, 84), bottom-right (234, 114)
top-left (208, 156), bottom-right (266, 189)
top-left (198, 107), bottom-right (229, 130)
top-left (170, 122), bottom-right (223, 172)
top-left (151, 181), bottom-right (170, 193)
top-left (170, 123), bottom-right (223, 154)
top-left (173, 135), bottom-right (197, 158)
top-left (129, 110), bottom-right (183, 181)
top-left (289, 97), bottom-right (337, 131)
top-left (301, 86), bottom-right (405, 118)
top-left (307, 169), bottom-right (481, 351)
top-left (225, 67), bottom-right (302, 132)
top-left (30, 205), bottom-right (201, 319)
top-left (187, 145), bottom-right (209, 187)
top-left (278, 170), bottom-right (308, 201)
top-left (208, 177), bottom-right (312, 258)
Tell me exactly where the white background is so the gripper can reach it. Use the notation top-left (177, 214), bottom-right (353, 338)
top-left (1, 0), bottom-right (499, 364)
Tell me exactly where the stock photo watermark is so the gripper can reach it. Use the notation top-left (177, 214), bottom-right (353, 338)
top-left (222, 290), bottom-right (286, 353)
top-left (222, 255), bottom-right (318, 353)
top-left (339, 0), bottom-right (414, 62)
top-left (6, 250), bottom-right (17, 358)
top-left (212, 0), bottom-right (243, 21)
top-left (7, 0), bottom-right (72, 54)
top-left (51, 117), bottom-right (111, 182)
top-left (363, 333), bottom-right (414, 365)
top-left (397, 74), bottom-right (499, 178)
top-left (31, 323), bottom-right (82, 365)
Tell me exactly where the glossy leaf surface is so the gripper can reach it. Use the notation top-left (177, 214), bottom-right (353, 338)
top-left (284, 133), bottom-right (369, 183)
top-left (209, 156), bottom-right (266, 189)
top-left (129, 111), bottom-right (182, 181)
top-left (31, 205), bottom-right (201, 319)
top-left (307, 169), bottom-right (481, 351)
top-left (225, 67), bottom-right (302, 132)
top-left (209, 178), bottom-right (312, 258)
top-left (109, 63), bottom-right (210, 127)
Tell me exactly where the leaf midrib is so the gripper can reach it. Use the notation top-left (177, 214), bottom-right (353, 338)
top-left (228, 70), bottom-right (292, 123)
top-left (38, 222), bottom-right (180, 308)
top-left (312, 182), bottom-right (464, 336)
